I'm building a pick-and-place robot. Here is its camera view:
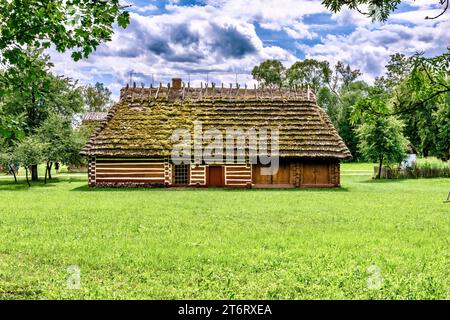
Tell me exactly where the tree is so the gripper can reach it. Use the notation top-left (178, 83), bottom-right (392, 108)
top-left (372, 50), bottom-right (450, 157)
top-left (435, 93), bottom-right (450, 160)
top-left (81, 82), bottom-right (113, 112)
top-left (335, 81), bottom-right (370, 160)
top-left (35, 113), bottom-right (77, 183)
top-left (392, 49), bottom-right (450, 116)
top-left (251, 60), bottom-right (285, 87)
top-left (322, 0), bottom-right (448, 22)
top-left (0, 0), bottom-right (130, 68)
top-left (14, 136), bottom-right (46, 186)
top-left (353, 87), bottom-right (408, 178)
top-left (357, 116), bottom-right (408, 178)
top-left (0, 105), bottom-right (25, 145)
top-left (285, 59), bottom-right (331, 93)
top-left (1, 49), bottom-right (83, 180)
top-left (317, 86), bottom-right (340, 125)
top-left (0, 149), bottom-right (18, 183)
top-left (329, 62), bottom-right (362, 94)
top-left (375, 53), bottom-right (413, 92)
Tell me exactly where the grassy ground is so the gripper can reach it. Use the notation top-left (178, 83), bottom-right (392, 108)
top-left (0, 164), bottom-right (449, 299)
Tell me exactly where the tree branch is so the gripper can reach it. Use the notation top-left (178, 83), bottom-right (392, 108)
top-left (425, 0), bottom-right (449, 19)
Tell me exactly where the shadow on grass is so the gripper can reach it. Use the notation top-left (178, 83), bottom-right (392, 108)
top-left (356, 177), bottom-right (413, 184)
top-left (70, 184), bottom-right (349, 192)
top-left (0, 176), bottom-right (87, 191)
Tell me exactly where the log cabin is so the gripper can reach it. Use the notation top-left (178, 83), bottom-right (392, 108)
top-left (80, 78), bottom-right (351, 188)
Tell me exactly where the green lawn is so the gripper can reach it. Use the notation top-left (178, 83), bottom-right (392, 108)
top-left (0, 164), bottom-right (449, 299)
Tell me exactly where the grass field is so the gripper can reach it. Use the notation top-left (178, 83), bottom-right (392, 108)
top-left (0, 164), bottom-right (449, 299)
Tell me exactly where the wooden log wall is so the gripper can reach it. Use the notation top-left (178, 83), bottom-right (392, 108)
top-left (92, 158), bottom-right (165, 186)
top-left (189, 165), bottom-right (207, 186)
top-left (330, 161), bottom-right (340, 186)
top-left (224, 164), bottom-right (252, 187)
top-left (88, 157), bottom-right (96, 186)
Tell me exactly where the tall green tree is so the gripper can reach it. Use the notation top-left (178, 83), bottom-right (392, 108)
top-left (378, 50), bottom-right (450, 157)
top-left (14, 136), bottom-right (46, 186)
top-left (1, 49), bottom-right (83, 180)
top-left (335, 81), bottom-right (370, 160)
top-left (353, 87), bottom-right (408, 177)
top-left (81, 82), bottom-right (113, 112)
top-left (357, 116), bottom-right (408, 178)
top-left (434, 93), bottom-right (450, 160)
top-left (251, 60), bottom-right (285, 87)
top-left (35, 113), bottom-right (81, 183)
top-left (285, 59), bottom-right (331, 93)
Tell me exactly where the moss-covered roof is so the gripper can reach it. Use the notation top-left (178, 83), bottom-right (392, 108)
top-left (81, 86), bottom-right (352, 159)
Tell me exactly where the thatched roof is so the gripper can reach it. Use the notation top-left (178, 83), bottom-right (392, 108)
top-left (80, 85), bottom-right (352, 160)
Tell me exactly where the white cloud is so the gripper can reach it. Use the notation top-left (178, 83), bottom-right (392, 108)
top-left (48, 8), bottom-right (297, 95)
top-left (331, 6), bottom-right (372, 26)
top-left (300, 19), bottom-right (450, 82)
top-left (45, 0), bottom-right (448, 98)
top-left (135, 4), bottom-right (158, 13)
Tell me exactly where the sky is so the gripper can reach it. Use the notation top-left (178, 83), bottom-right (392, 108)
top-left (48, 0), bottom-right (450, 100)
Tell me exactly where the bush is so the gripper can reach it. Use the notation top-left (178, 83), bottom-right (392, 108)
top-left (374, 158), bottom-right (450, 179)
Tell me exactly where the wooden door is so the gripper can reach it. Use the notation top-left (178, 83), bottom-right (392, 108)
top-left (303, 163), bottom-right (330, 185)
top-left (208, 166), bottom-right (224, 186)
top-left (272, 163), bottom-right (290, 184)
top-left (252, 165), bottom-right (272, 184)
top-left (252, 163), bottom-right (291, 185)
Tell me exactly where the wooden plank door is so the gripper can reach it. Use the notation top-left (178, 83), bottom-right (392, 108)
top-left (302, 163), bottom-right (330, 185)
top-left (208, 166), bottom-right (224, 186)
top-left (252, 165), bottom-right (272, 184)
top-left (272, 163), bottom-right (290, 184)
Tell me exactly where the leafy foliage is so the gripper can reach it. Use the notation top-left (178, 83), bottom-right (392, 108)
top-left (322, 0), bottom-right (448, 21)
top-left (0, 0), bottom-right (130, 67)
top-left (81, 82), bottom-right (113, 112)
top-left (13, 135), bottom-right (46, 185)
top-left (14, 136), bottom-right (45, 168)
top-left (35, 113), bottom-right (79, 164)
top-left (285, 59), bottom-right (331, 92)
top-left (354, 88), bottom-right (409, 177)
top-left (251, 60), bottom-right (285, 87)
top-left (0, 106), bottom-right (25, 143)
top-left (1, 49), bottom-right (83, 133)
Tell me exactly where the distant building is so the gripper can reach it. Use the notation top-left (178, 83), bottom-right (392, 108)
top-left (401, 144), bottom-right (418, 169)
top-left (81, 112), bottom-right (108, 126)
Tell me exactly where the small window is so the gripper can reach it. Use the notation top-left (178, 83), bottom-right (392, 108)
top-left (174, 164), bottom-right (189, 185)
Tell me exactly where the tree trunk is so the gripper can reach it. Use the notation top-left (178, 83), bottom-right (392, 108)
top-left (25, 167), bottom-right (31, 187)
top-left (31, 164), bottom-right (38, 181)
top-left (48, 162), bottom-right (53, 179)
top-left (9, 164), bottom-right (17, 183)
top-left (44, 161), bottom-right (48, 184)
top-left (377, 155), bottom-right (384, 179)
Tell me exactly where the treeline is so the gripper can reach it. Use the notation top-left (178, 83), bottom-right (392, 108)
top-left (251, 50), bottom-right (450, 177)
top-left (0, 49), bottom-right (113, 185)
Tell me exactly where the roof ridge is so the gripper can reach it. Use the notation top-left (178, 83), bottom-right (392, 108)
top-left (119, 86), bottom-right (317, 103)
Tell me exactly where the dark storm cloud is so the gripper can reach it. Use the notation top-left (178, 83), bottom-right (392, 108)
top-left (210, 24), bottom-right (256, 58)
top-left (147, 38), bottom-right (173, 55)
top-left (96, 18), bottom-right (256, 63)
top-left (170, 24), bottom-right (200, 46)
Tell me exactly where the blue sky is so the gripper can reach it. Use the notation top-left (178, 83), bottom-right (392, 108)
top-left (49, 0), bottom-right (449, 99)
